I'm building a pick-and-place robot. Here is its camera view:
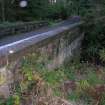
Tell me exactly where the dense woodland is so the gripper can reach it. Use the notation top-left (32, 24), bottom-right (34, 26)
top-left (0, 0), bottom-right (105, 22)
top-left (1, 0), bottom-right (105, 105)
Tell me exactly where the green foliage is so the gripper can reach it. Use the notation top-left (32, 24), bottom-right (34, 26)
top-left (87, 71), bottom-right (105, 85)
top-left (5, 95), bottom-right (20, 105)
top-left (63, 63), bottom-right (83, 80)
top-left (53, 88), bottom-right (62, 97)
top-left (77, 80), bottom-right (90, 92)
top-left (82, 21), bottom-right (105, 62)
top-left (43, 69), bottom-right (65, 86)
top-left (22, 64), bottom-right (33, 81)
top-left (68, 91), bottom-right (79, 101)
top-left (0, 98), bottom-right (5, 105)
top-left (6, 96), bottom-right (14, 105)
top-left (63, 67), bottom-right (76, 80)
top-left (28, 0), bottom-right (49, 19)
top-left (100, 94), bottom-right (105, 105)
top-left (1, 0), bottom-right (105, 22)
top-left (99, 48), bottom-right (105, 62)
top-left (13, 95), bottom-right (20, 105)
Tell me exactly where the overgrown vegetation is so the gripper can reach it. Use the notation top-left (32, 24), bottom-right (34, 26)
top-left (81, 16), bottom-right (105, 64)
top-left (0, 0), bottom-right (105, 105)
top-left (1, 54), bottom-right (105, 105)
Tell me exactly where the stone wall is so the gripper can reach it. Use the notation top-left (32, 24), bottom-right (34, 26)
top-left (0, 22), bottom-right (84, 98)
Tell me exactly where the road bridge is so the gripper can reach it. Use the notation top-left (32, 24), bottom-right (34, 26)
top-left (0, 17), bottom-right (84, 98)
top-left (0, 18), bottom-right (83, 57)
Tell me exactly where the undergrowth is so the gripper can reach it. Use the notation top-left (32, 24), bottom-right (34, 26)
top-left (1, 53), bottom-right (105, 105)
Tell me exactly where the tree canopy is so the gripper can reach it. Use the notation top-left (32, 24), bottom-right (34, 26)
top-left (0, 0), bottom-right (105, 22)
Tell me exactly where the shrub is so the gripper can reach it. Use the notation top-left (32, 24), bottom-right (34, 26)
top-left (99, 48), bottom-right (105, 62)
top-left (81, 20), bottom-right (105, 63)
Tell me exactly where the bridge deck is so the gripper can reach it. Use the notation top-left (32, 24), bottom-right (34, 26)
top-left (0, 18), bottom-right (83, 56)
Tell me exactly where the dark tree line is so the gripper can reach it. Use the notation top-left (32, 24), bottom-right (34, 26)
top-left (0, 0), bottom-right (105, 22)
